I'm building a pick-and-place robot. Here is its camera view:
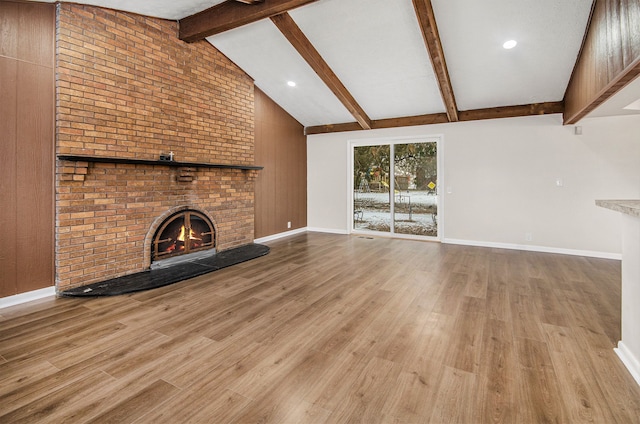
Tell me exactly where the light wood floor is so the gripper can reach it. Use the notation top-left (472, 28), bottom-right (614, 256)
top-left (1, 232), bottom-right (640, 423)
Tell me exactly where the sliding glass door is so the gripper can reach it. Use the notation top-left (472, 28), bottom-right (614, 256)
top-left (352, 138), bottom-right (439, 239)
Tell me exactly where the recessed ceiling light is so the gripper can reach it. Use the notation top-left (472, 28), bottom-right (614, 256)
top-left (287, 81), bottom-right (296, 87)
top-left (503, 40), bottom-right (517, 49)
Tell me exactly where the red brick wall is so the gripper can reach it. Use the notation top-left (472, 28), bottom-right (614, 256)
top-left (55, 4), bottom-right (256, 291)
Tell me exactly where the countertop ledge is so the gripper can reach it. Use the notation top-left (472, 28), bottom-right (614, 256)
top-left (596, 200), bottom-right (640, 218)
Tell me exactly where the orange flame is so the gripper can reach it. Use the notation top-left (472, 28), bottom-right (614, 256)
top-left (177, 226), bottom-right (201, 242)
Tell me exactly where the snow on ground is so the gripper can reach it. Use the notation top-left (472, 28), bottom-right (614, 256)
top-left (353, 190), bottom-right (438, 236)
top-left (354, 190), bottom-right (437, 206)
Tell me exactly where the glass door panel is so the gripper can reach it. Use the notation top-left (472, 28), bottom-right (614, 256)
top-left (393, 142), bottom-right (438, 237)
top-left (353, 145), bottom-right (391, 233)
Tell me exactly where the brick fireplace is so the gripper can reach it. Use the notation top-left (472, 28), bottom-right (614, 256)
top-left (55, 4), bottom-right (257, 292)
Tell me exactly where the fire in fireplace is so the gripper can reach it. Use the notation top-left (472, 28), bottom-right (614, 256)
top-left (152, 210), bottom-right (215, 262)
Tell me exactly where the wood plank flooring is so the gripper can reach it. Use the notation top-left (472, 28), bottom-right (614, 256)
top-left (1, 232), bottom-right (639, 423)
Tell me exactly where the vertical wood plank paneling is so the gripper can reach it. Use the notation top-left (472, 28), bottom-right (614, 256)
top-left (17, 2), bottom-right (55, 67)
top-left (564, 0), bottom-right (640, 124)
top-left (267, 118), bottom-right (278, 230)
top-left (0, 1), bottom-right (55, 297)
top-left (606, 0), bottom-right (622, 77)
top-left (254, 92), bottom-right (263, 236)
top-left (629, 0), bottom-right (640, 60)
top-left (0, 57), bottom-right (19, 297)
top-left (254, 87), bottom-right (306, 239)
top-left (0, 2), bottom-right (19, 59)
top-left (254, 91), bottom-right (269, 238)
top-left (255, 87), bottom-right (273, 238)
top-left (294, 122), bottom-right (307, 227)
top-left (274, 118), bottom-right (287, 232)
top-left (16, 61), bottom-right (55, 293)
top-left (265, 101), bottom-right (277, 233)
top-left (620, 0), bottom-right (632, 66)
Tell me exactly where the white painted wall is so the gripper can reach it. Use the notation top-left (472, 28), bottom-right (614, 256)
top-left (615, 213), bottom-right (640, 385)
top-left (307, 114), bottom-right (640, 256)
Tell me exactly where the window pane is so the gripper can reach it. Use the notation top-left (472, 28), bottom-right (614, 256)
top-left (393, 142), bottom-right (438, 237)
top-left (353, 145), bottom-right (391, 233)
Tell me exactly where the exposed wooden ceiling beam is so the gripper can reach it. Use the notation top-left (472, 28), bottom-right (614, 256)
top-left (412, 0), bottom-right (459, 122)
top-left (373, 113), bottom-right (449, 130)
top-left (305, 113), bottom-right (448, 135)
top-left (458, 102), bottom-right (564, 122)
top-left (304, 102), bottom-right (563, 135)
top-left (271, 12), bottom-right (372, 130)
top-left (233, 0), bottom-right (264, 4)
top-left (179, 0), bottom-right (320, 42)
top-left (305, 122), bottom-right (364, 135)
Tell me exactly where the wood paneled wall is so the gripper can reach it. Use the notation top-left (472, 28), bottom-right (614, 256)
top-left (564, 0), bottom-right (640, 123)
top-left (0, 1), bottom-right (55, 297)
top-left (254, 88), bottom-right (307, 239)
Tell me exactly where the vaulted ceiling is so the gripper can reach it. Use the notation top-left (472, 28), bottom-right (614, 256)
top-left (34, 0), bottom-right (640, 132)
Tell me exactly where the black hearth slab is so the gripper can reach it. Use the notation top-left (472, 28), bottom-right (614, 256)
top-left (60, 243), bottom-right (270, 297)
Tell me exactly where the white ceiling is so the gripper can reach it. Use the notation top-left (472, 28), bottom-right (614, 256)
top-left (432, 0), bottom-right (592, 111)
top-left (288, 0), bottom-right (445, 120)
top-left (209, 0), bottom-right (593, 126)
top-left (35, 0), bottom-right (636, 127)
top-left (209, 19), bottom-right (356, 127)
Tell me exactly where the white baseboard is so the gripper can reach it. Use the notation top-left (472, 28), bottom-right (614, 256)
top-left (615, 341), bottom-right (640, 387)
top-left (306, 227), bottom-right (349, 235)
top-left (443, 238), bottom-right (622, 260)
top-left (254, 227), bottom-right (308, 243)
top-left (260, 232), bottom-right (620, 261)
top-left (0, 286), bottom-right (56, 310)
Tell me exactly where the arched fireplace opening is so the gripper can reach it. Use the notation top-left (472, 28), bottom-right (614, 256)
top-left (152, 210), bottom-right (215, 263)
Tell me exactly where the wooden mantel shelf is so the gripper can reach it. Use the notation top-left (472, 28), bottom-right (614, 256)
top-left (57, 154), bottom-right (263, 171)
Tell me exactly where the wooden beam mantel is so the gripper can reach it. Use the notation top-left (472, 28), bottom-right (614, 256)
top-left (412, 0), bottom-right (459, 122)
top-left (271, 12), bottom-right (372, 130)
top-left (179, 0), bottom-right (320, 42)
